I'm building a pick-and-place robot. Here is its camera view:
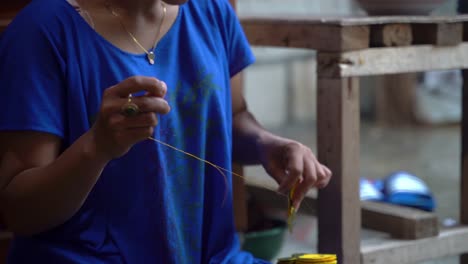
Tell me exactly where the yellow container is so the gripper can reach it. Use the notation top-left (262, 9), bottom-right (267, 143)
top-left (277, 254), bottom-right (337, 264)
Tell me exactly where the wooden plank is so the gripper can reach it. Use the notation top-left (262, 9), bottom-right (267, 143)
top-left (361, 227), bottom-right (468, 264)
top-left (317, 43), bottom-right (468, 78)
top-left (240, 15), bottom-right (468, 27)
top-left (232, 164), bottom-right (248, 232)
top-left (361, 201), bottom-right (438, 240)
top-left (246, 182), bottom-right (439, 240)
top-left (461, 69), bottom-right (468, 263)
top-left (241, 19), bottom-right (370, 52)
top-left (317, 78), bottom-right (360, 263)
top-left (370, 24), bottom-right (413, 47)
top-left (413, 23), bottom-right (463, 46)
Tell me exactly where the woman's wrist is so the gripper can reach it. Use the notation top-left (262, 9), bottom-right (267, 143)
top-left (254, 130), bottom-right (276, 156)
top-left (81, 130), bottom-right (113, 165)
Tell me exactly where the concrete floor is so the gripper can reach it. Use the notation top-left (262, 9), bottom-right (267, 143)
top-left (244, 121), bottom-right (462, 263)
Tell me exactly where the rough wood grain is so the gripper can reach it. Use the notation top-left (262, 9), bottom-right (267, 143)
top-left (317, 43), bottom-right (468, 78)
top-left (317, 77), bottom-right (360, 264)
top-left (361, 227), bottom-right (468, 264)
top-left (241, 19), bottom-right (370, 52)
top-left (370, 24), bottom-right (413, 47)
top-left (413, 23), bottom-right (463, 46)
top-left (240, 15), bottom-right (468, 27)
top-left (361, 201), bottom-right (439, 240)
top-left (232, 164), bottom-right (248, 232)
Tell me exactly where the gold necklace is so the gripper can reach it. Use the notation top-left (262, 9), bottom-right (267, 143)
top-left (106, 2), bottom-right (167, 65)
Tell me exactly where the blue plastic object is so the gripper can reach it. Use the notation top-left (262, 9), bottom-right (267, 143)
top-left (383, 171), bottom-right (436, 212)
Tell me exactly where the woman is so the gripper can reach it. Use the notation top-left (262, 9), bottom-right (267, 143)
top-left (0, 0), bottom-right (331, 263)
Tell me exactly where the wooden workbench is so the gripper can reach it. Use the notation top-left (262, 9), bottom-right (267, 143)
top-left (241, 14), bottom-right (468, 264)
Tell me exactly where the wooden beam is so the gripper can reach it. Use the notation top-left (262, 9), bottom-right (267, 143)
top-left (370, 24), bottom-right (413, 47)
top-left (460, 69), bottom-right (468, 263)
top-left (317, 77), bottom-right (360, 264)
top-left (369, 22), bottom-right (465, 47)
top-left (317, 43), bottom-right (468, 78)
top-left (361, 201), bottom-right (438, 240)
top-left (361, 227), bottom-right (468, 264)
top-left (241, 18), bottom-right (370, 52)
top-left (232, 164), bottom-right (248, 232)
top-left (413, 23), bottom-right (464, 46)
top-left (240, 15), bottom-right (468, 27)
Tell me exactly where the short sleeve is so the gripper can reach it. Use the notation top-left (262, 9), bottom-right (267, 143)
top-left (216, 0), bottom-right (256, 77)
top-left (0, 11), bottom-right (67, 138)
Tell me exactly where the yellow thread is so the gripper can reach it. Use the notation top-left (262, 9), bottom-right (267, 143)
top-left (148, 136), bottom-right (228, 206)
top-left (147, 136), bottom-right (314, 219)
top-left (287, 181), bottom-right (298, 233)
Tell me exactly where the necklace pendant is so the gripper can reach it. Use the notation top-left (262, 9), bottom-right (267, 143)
top-left (148, 52), bottom-right (155, 65)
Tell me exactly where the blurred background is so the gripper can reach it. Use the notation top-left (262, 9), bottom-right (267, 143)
top-left (237, 0), bottom-right (463, 263)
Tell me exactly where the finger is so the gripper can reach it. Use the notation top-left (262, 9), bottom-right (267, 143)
top-left (157, 80), bottom-right (167, 97)
top-left (144, 80), bottom-right (168, 97)
top-left (315, 164), bottom-right (332, 189)
top-left (292, 156), bottom-right (317, 210)
top-left (314, 161), bottom-right (327, 187)
top-left (126, 96), bottom-right (170, 114)
top-left (323, 165), bottom-right (332, 176)
top-left (103, 96), bottom-right (171, 115)
top-left (106, 76), bottom-right (167, 98)
top-left (109, 112), bottom-right (159, 129)
top-left (278, 144), bottom-right (304, 194)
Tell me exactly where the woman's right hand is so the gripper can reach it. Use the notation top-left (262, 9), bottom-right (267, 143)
top-left (89, 76), bottom-right (171, 160)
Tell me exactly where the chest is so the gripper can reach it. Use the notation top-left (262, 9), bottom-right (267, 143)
top-left (63, 14), bottom-right (231, 132)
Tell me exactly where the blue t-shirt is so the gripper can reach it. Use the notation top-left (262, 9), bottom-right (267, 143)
top-left (0, 0), bottom-right (265, 263)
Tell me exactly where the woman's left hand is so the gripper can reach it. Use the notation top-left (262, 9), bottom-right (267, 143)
top-left (257, 133), bottom-right (332, 210)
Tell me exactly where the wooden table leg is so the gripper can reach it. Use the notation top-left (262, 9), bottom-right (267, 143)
top-left (317, 77), bottom-right (361, 264)
top-left (461, 69), bottom-right (468, 264)
top-left (232, 164), bottom-right (248, 232)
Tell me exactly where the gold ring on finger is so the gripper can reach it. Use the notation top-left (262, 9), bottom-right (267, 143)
top-left (121, 94), bottom-right (140, 117)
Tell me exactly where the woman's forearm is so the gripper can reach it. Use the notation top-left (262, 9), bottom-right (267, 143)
top-left (232, 110), bottom-right (273, 165)
top-left (1, 132), bottom-right (110, 236)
